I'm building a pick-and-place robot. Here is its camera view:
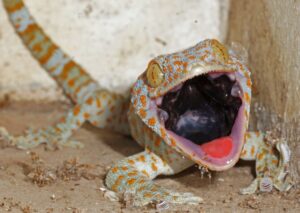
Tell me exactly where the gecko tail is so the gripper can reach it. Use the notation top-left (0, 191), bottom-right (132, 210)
top-left (3, 0), bottom-right (99, 102)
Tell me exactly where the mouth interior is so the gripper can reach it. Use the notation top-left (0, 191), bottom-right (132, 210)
top-left (158, 72), bottom-right (242, 158)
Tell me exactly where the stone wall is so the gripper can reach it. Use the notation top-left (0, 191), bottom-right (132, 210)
top-left (227, 0), bottom-right (300, 183)
top-left (0, 0), bottom-right (229, 101)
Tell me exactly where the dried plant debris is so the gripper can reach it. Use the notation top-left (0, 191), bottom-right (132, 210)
top-left (0, 197), bottom-right (36, 213)
top-left (24, 152), bottom-right (103, 187)
top-left (239, 196), bottom-right (261, 210)
top-left (56, 158), bottom-right (100, 181)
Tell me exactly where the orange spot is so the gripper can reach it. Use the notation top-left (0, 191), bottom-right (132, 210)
top-left (128, 171), bottom-right (138, 176)
top-left (173, 73), bottom-right (179, 80)
top-left (140, 95), bottom-right (147, 107)
top-left (151, 163), bottom-right (158, 172)
top-left (257, 153), bottom-right (264, 160)
top-left (148, 117), bottom-right (156, 126)
top-left (32, 43), bottom-right (42, 52)
top-left (143, 193), bottom-right (153, 198)
top-left (272, 159), bottom-right (278, 165)
top-left (133, 99), bottom-right (138, 107)
top-left (247, 78), bottom-right (252, 87)
top-left (96, 98), bottom-right (102, 108)
top-left (138, 179), bottom-right (145, 184)
top-left (167, 64), bottom-right (172, 71)
top-left (112, 175), bottom-right (125, 191)
top-left (251, 146), bottom-right (255, 156)
top-left (67, 79), bottom-right (75, 87)
top-left (154, 138), bottom-right (161, 147)
top-left (244, 71), bottom-right (250, 79)
top-left (138, 109), bottom-right (147, 119)
top-left (127, 159), bottom-right (135, 165)
top-left (39, 44), bottom-right (57, 65)
top-left (84, 113), bottom-right (90, 119)
top-left (200, 55), bottom-right (207, 61)
top-left (54, 127), bottom-right (61, 133)
top-left (74, 80), bottom-right (93, 96)
top-left (73, 105), bottom-right (81, 116)
top-left (60, 61), bottom-right (75, 80)
top-left (137, 186), bottom-right (146, 192)
top-left (170, 138), bottom-right (176, 146)
top-left (85, 97), bottom-right (94, 105)
top-left (111, 185), bottom-right (117, 191)
top-left (111, 167), bottom-right (118, 173)
top-left (4, 1), bottom-right (24, 13)
top-left (245, 132), bottom-right (251, 140)
top-left (121, 166), bottom-right (128, 171)
top-left (136, 88), bottom-right (141, 94)
top-left (117, 175), bottom-right (124, 181)
top-left (127, 178), bottom-right (136, 185)
top-left (244, 92), bottom-right (250, 103)
top-left (138, 155), bottom-right (146, 163)
top-left (142, 170), bottom-right (149, 177)
top-left (160, 127), bottom-right (166, 139)
top-left (174, 61), bottom-right (183, 66)
top-left (188, 55), bottom-right (196, 60)
top-left (255, 131), bottom-right (260, 137)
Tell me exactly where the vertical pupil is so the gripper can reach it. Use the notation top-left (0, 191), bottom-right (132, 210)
top-left (151, 67), bottom-right (155, 81)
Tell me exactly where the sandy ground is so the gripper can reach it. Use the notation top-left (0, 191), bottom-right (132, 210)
top-left (0, 101), bottom-right (299, 213)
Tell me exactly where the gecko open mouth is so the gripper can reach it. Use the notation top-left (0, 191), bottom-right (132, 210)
top-left (157, 72), bottom-right (243, 159)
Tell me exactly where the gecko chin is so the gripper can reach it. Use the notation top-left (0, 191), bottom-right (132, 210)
top-left (157, 72), bottom-right (245, 170)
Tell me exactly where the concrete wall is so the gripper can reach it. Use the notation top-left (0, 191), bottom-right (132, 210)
top-left (227, 0), bottom-right (300, 182)
top-left (0, 0), bottom-right (229, 101)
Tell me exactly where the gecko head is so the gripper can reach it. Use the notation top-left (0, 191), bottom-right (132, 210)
top-left (131, 39), bottom-right (251, 171)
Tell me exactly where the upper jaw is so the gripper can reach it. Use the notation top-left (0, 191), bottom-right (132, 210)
top-left (148, 64), bottom-right (235, 99)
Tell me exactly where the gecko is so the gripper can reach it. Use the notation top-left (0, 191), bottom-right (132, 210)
top-left (0, 0), bottom-right (293, 207)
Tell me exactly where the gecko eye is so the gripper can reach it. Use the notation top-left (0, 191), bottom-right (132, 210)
top-left (211, 39), bottom-right (229, 63)
top-left (146, 62), bottom-right (164, 88)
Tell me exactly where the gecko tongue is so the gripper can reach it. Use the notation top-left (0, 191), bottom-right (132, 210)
top-left (201, 136), bottom-right (233, 158)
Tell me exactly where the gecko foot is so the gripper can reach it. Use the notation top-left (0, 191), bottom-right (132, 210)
top-left (0, 126), bottom-right (83, 150)
top-left (240, 140), bottom-right (293, 195)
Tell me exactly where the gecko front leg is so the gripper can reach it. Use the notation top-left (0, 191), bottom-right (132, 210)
top-left (105, 147), bottom-right (202, 207)
top-left (239, 131), bottom-right (293, 194)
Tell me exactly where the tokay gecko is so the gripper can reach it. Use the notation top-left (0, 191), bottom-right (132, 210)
top-left (0, 0), bottom-right (293, 207)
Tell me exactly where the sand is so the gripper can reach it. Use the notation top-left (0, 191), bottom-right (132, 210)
top-left (0, 101), bottom-right (299, 212)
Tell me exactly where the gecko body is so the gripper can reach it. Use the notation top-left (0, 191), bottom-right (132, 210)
top-left (0, 0), bottom-right (293, 206)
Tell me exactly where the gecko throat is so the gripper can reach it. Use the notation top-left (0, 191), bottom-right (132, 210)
top-left (158, 73), bottom-right (242, 146)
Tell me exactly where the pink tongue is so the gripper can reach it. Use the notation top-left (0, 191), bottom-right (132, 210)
top-left (201, 136), bottom-right (233, 158)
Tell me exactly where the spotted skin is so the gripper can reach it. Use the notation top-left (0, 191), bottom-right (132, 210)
top-left (0, 0), bottom-right (292, 207)
top-left (240, 131), bottom-right (292, 194)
